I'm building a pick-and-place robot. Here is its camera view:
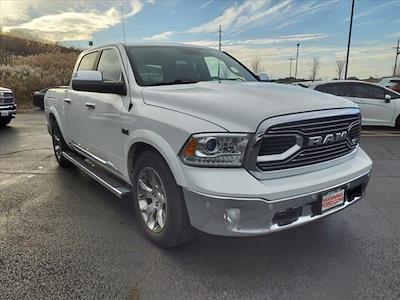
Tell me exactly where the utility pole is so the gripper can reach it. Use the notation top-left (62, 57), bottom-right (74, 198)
top-left (295, 43), bottom-right (300, 79)
top-left (345, 0), bottom-right (355, 80)
top-left (120, 2), bottom-right (126, 44)
top-left (393, 39), bottom-right (400, 76)
top-left (288, 58), bottom-right (294, 77)
top-left (218, 25), bottom-right (222, 51)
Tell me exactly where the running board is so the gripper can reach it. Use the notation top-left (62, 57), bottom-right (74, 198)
top-left (62, 151), bottom-right (131, 200)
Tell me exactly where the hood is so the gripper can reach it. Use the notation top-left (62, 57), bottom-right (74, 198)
top-left (142, 82), bottom-right (358, 132)
top-left (0, 87), bottom-right (12, 93)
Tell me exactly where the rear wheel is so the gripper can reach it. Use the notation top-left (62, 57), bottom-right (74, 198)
top-left (395, 114), bottom-right (400, 129)
top-left (0, 117), bottom-right (12, 127)
top-left (51, 122), bottom-right (73, 167)
top-left (132, 150), bottom-right (194, 248)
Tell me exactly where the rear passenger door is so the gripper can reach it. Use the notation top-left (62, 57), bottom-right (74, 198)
top-left (351, 83), bottom-right (395, 126)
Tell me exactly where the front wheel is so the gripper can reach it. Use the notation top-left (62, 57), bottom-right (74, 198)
top-left (132, 150), bottom-right (194, 248)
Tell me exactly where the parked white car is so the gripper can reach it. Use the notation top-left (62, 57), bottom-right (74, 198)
top-left (304, 80), bottom-right (400, 128)
top-left (377, 77), bottom-right (400, 89)
top-left (45, 43), bottom-right (372, 248)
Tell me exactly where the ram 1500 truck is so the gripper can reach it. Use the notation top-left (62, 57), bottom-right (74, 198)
top-left (0, 87), bottom-right (16, 127)
top-left (45, 43), bottom-right (372, 248)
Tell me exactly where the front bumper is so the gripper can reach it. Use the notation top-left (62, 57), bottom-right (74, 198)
top-left (0, 104), bottom-right (17, 118)
top-left (183, 172), bottom-right (369, 236)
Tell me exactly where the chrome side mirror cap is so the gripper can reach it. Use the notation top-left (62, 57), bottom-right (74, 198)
top-left (73, 70), bottom-right (103, 82)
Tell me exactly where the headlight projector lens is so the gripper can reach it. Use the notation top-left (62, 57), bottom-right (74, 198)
top-left (205, 137), bottom-right (219, 154)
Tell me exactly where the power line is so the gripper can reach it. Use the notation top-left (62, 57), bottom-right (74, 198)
top-left (120, 2), bottom-right (126, 44)
top-left (345, 0), bottom-right (355, 80)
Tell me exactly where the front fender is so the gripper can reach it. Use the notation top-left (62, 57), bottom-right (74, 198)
top-left (124, 129), bottom-right (187, 187)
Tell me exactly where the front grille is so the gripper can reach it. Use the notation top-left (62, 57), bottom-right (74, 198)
top-left (256, 114), bottom-right (360, 172)
top-left (1, 92), bottom-right (14, 104)
top-left (259, 135), bottom-right (297, 155)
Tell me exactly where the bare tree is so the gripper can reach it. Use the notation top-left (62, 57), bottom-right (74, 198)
top-left (335, 57), bottom-right (345, 80)
top-left (309, 56), bottom-right (320, 81)
top-left (251, 57), bottom-right (264, 74)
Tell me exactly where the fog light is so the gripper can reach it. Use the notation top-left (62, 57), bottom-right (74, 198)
top-left (223, 208), bottom-right (241, 230)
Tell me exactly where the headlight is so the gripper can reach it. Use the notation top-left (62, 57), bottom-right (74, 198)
top-left (179, 133), bottom-right (250, 167)
top-left (0, 92), bottom-right (4, 98)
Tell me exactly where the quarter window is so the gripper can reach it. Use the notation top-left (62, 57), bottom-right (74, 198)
top-left (97, 49), bottom-right (123, 81)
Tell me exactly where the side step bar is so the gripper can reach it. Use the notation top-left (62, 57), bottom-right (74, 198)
top-left (62, 151), bottom-right (132, 201)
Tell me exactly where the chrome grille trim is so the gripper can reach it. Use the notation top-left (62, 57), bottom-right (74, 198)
top-left (245, 108), bottom-right (361, 180)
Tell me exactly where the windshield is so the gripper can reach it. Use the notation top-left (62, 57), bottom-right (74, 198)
top-left (125, 46), bottom-right (258, 86)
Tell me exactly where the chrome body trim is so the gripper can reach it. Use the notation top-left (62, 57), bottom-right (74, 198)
top-left (62, 151), bottom-right (131, 199)
top-left (256, 134), bottom-right (303, 162)
top-left (183, 172), bottom-right (369, 237)
top-left (71, 143), bottom-right (125, 181)
top-left (244, 108), bottom-right (361, 180)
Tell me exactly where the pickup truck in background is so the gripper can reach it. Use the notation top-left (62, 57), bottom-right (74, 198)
top-left (45, 43), bottom-right (372, 248)
top-left (0, 87), bottom-right (16, 127)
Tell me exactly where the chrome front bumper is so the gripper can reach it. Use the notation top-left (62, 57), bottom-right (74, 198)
top-left (183, 173), bottom-right (370, 236)
top-left (0, 104), bottom-right (17, 118)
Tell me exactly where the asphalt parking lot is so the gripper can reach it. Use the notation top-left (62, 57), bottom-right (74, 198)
top-left (1, 111), bottom-right (399, 299)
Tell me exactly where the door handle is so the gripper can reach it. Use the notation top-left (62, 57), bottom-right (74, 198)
top-left (85, 103), bottom-right (96, 109)
top-left (64, 98), bottom-right (72, 104)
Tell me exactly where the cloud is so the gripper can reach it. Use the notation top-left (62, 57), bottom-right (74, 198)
top-left (188, 0), bottom-right (338, 34)
top-left (2, 0), bottom-right (144, 42)
top-left (184, 39), bottom-right (394, 79)
top-left (143, 31), bottom-right (175, 41)
top-left (184, 33), bottom-right (328, 48)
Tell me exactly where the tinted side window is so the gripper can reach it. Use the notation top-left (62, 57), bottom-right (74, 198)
top-left (78, 52), bottom-right (98, 71)
top-left (315, 83), bottom-right (352, 97)
top-left (353, 84), bottom-right (385, 99)
top-left (97, 49), bottom-right (122, 81)
top-left (315, 84), bottom-right (338, 94)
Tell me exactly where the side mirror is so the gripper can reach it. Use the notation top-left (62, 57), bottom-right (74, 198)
top-left (71, 71), bottom-right (126, 95)
top-left (384, 94), bottom-right (391, 103)
top-left (258, 73), bottom-right (270, 82)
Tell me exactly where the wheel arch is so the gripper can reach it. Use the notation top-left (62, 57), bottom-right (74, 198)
top-left (125, 130), bottom-right (187, 187)
top-left (48, 107), bottom-right (69, 143)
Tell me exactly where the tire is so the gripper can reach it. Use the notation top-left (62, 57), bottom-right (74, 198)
top-left (132, 150), bottom-right (194, 248)
top-left (0, 117), bottom-right (12, 127)
top-left (395, 115), bottom-right (400, 129)
top-left (51, 121), bottom-right (73, 168)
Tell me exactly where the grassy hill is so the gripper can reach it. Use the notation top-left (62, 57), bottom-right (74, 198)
top-left (0, 34), bottom-right (80, 109)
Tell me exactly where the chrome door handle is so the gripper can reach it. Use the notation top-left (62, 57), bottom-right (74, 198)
top-left (85, 103), bottom-right (96, 109)
top-left (64, 98), bottom-right (72, 104)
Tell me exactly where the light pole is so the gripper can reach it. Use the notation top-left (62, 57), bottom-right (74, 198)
top-left (345, 0), bottom-right (355, 80)
top-left (294, 43), bottom-right (300, 79)
top-left (288, 58), bottom-right (294, 78)
top-left (393, 39), bottom-right (399, 76)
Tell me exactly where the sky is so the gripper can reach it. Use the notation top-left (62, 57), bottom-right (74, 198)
top-left (1, 0), bottom-right (399, 79)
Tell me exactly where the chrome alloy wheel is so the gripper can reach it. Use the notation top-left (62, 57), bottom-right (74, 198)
top-left (137, 167), bottom-right (167, 233)
top-left (52, 126), bottom-right (62, 161)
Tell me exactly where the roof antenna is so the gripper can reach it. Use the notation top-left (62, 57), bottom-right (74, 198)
top-left (120, 2), bottom-right (126, 44)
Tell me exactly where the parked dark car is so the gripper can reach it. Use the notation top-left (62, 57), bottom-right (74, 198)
top-left (33, 86), bottom-right (68, 110)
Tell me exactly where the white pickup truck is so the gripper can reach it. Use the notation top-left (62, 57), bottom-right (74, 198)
top-left (45, 43), bottom-right (372, 248)
top-left (0, 87), bottom-right (16, 127)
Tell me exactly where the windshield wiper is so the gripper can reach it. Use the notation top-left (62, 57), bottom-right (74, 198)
top-left (146, 79), bottom-right (199, 86)
top-left (211, 77), bottom-right (245, 82)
